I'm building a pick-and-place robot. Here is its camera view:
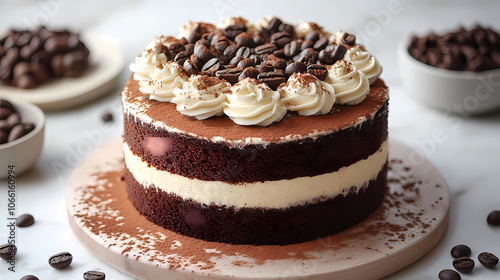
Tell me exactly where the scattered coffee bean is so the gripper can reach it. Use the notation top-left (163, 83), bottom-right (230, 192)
top-left (101, 112), bottom-right (114, 123)
top-left (224, 24), bottom-right (247, 40)
top-left (452, 256), bottom-right (474, 273)
top-left (183, 59), bottom-right (199, 76)
top-left (450, 244), bottom-right (471, 258)
top-left (0, 244), bottom-right (16, 260)
top-left (438, 269), bottom-right (461, 280)
top-left (16, 213), bottom-right (35, 227)
top-left (255, 43), bottom-right (278, 55)
top-left (478, 252), bottom-right (499, 268)
top-left (305, 31), bottom-right (320, 43)
top-left (487, 210), bottom-right (500, 225)
top-left (341, 33), bottom-right (356, 46)
top-left (307, 64), bottom-right (328, 80)
top-left (313, 37), bottom-right (329, 50)
top-left (83, 270), bottom-right (106, 280)
top-left (20, 275), bottom-right (39, 280)
top-left (48, 251), bottom-right (73, 269)
top-left (331, 44), bottom-right (347, 63)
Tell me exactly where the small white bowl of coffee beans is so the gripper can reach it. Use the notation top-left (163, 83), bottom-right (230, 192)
top-left (0, 98), bottom-right (45, 178)
top-left (399, 25), bottom-right (500, 115)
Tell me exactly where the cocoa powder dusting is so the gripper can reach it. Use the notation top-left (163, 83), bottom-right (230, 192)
top-left (72, 157), bottom-right (443, 272)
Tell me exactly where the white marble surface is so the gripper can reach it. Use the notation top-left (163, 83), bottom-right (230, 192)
top-left (1, 0), bottom-right (499, 279)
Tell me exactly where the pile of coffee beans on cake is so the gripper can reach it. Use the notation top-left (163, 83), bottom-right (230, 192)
top-left (0, 99), bottom-right (35, 144)
top-left (158, 17), bottom-right (355, 90)
top-left (408, 25), bottom-right (500, 71)
top-left (0, 26), bottom-right (90, 89)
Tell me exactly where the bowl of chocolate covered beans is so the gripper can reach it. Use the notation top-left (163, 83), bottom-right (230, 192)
top-left (0, 98), bottom-right (45, 178)
top-left (398, 25), bottom-right (500, 115)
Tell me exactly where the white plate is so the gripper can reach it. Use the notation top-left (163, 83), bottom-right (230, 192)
top-left (67, 137), bottom-right (449, 280)
top-left (0, 33), bottom-right (123, 111)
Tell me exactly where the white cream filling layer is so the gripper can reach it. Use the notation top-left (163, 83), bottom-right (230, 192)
top-left (123, 139), bottom-right (388, 209)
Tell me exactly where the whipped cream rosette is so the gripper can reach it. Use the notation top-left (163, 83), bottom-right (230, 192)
top-left (326, 60), bottom-right (370, 105)
top-left (224, 78), bottom-right (287, 126)
top-left (172, 75), bottom-right (230, 120)
top-left (278, 73), bottom-right (335, 116)
top-left (139, 62), bottom-right (188, 102)
top-left (129, 46), bottom-right (168, 81)
top-left (344, 45), bottom-right (383, 84)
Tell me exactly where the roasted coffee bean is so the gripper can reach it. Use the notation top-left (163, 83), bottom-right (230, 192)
top-left (285, 61), bottom-right (307, 76)
top-left (294, 48), bottom-right (319, 64)
top-left (249, 54), bottom-right (263, 65)
top-left (20, 275), bottom-right (39, 280)
top-left (235, 46), bottom-right (252, 58)
top-left (229, 55), bottom-right (243, 66)
top-left (1, 48), bottom-right (20, 68)
top-left (51, 54), bottom-right (64, 76)
top-left (0, 107), bottom-right (13, 120)
top-left (23, 123), bottom-right (35, 134)
top-left (438, 269), bottom-right (461, 280)
top-left (187, 31), bottom-right (201, 44)
top-left (216, 68), bottom-right (242, 85)
top-left (0, 130), bottom-right (7, 144)
top-left (48, 251), bottom-right (73, 269)
top-left (264, 54), bottom-right (286, 70)
top-left (201, 58), bottom-right (221, 73)
top-left (0, 65), bottom-right (13, 83)
top-left (478, 252), bottom-right (499, 268)
top-left (305, 31), bottom-right (320, 42)
top-left (452, 257), bottom-right (474, 273)
top-left (341, 33), bottom-right (356, 45)
top-left (273, 49), bottom-right (285, 58)
top-left (307, 64), bottom-right (328, 80)
top-left (0, 244), bottom-right (16, 260)
top-left (278, 24), bottom-right (295, 37)
top-left (487, 210), bottom-right (500, 225)
top-left (7, 123), bottom-right (26, 142)
top-left (183, 59), bottom-right (199, 76)
top-left (174, 51), bottom-right (191, 63)
top-left (270, 32), bottom-right (292, 48)
top-left (83, 270), bottom-right (106, 280)
top-left (318, 50), bottom-right (333, 64)
top-left (257, 70), bottom-right (286, 90)
top-left (101, 112), bottom-right (113, 122)
top-left (214, 39), bottom-right (229, 53)
top-left (235, 32), bottom-right (255, 47)
top-left (451, 244), bottom-right (471, 258)
top-left (255, 43), bottom-right (278, 55)
top-left (43, 34), bottom-right (70, 54)
top-left (300, 39), bottom-right (314, 51)
top-left (238, 67), bottom-right (259, 81)
top-left (6, 112), bottom-right (21, 128)
top-left (31, 62), bottom-right (49, 83)
top-left (255, 62), bottom-right (274, 73)
top-left (16, 213), bottom-right (35, 227)
top-left (31, 50), bottom-right (51, 68)
top-left (313, 37), bottom-right (329, 50)
top-left (331, 44), bottom-right (347, 62)
top-left (13, 61), bottom-right (33, 81)
top-left (237, 58), bottom-right (255, 69)
top-left (193, 42), bottom-right (213, 63)
top-left (267, 17), bottom-right (282, 33)
top-left (283, 41), bottom-right (300, 57)
top-left (62, 50), bottom-right (88, 77)
top-left (184, 43), bottom-right (195, 53)
top-left (223, 44), bottom-right (239, 58)
top-left (253, 35), bottom-right (264, 46)
top-left (224, 24), bottom-right (247, 40)
top-left (14, 74), bottom-right (38, 89)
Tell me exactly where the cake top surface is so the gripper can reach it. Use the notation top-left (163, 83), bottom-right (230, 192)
top-left (125, 16), bottom-right (386, 130)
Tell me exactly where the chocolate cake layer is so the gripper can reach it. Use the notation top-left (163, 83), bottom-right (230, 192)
top-left (125, 164), bottom-right (387, 245)
top-left (124, 106), bottom-right (387, 183)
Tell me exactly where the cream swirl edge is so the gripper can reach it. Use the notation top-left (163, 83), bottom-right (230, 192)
top-left (123, 139), bottom-right (388, 209)
top-left (122, 85), bottom-right (385, 147)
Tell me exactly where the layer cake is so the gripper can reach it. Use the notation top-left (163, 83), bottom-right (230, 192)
top-left (122, 16), bottom-right (388, 245)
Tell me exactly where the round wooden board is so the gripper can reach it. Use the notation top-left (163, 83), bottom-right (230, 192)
top-left (0, 33), bottom-right (123, 111)
top-left (66, 137), bottom-right (449, 280)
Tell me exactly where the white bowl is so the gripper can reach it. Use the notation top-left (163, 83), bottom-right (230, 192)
top-left (0, 98), bottom-right (45, 178)
top-left (398, 37), bottom-right (500, 115)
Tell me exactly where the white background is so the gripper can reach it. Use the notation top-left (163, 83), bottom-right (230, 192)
top-left (1, 0), bottom-right (500, 279)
